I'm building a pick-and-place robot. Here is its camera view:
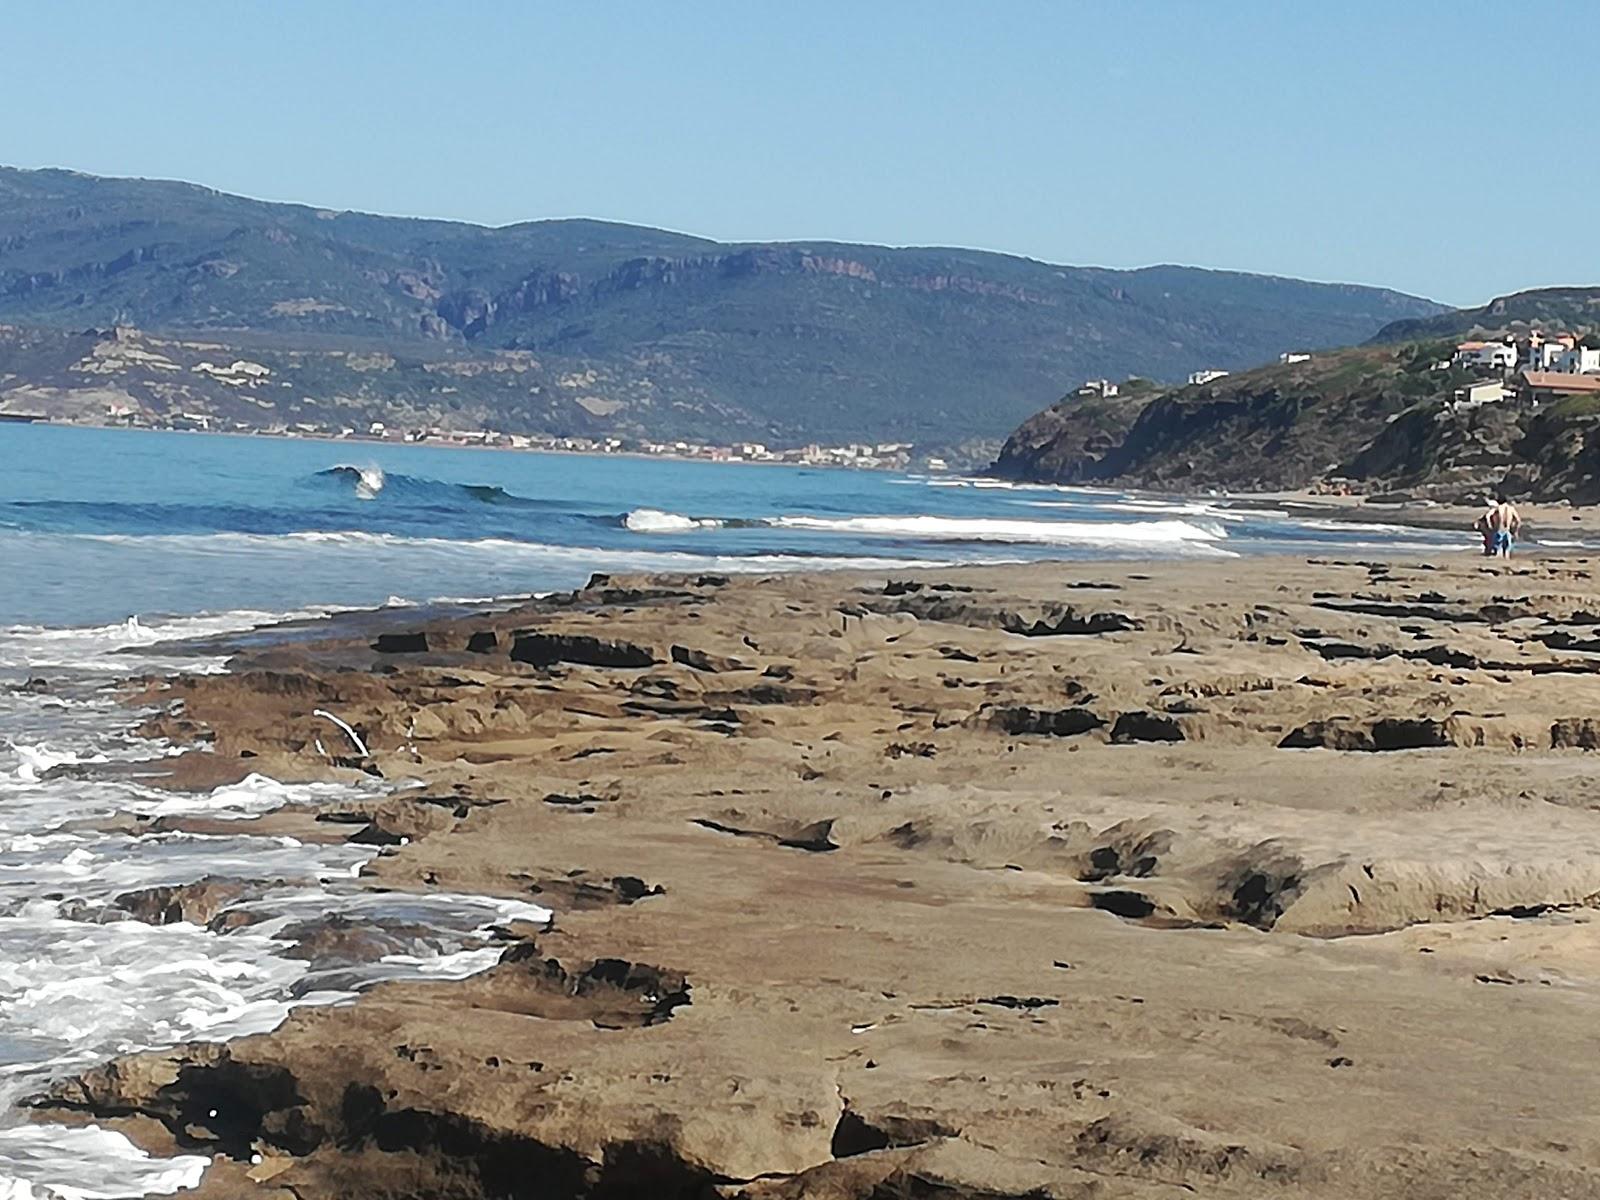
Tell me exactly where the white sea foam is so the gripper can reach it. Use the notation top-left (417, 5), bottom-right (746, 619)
top-left (42, 529), bottom-right (951, 574)
top-left (0, 1124), bottom-right (207, 1200)
top-left (6, 744), bottom-right (103, 785)
top-left (1295, 519), bottom-right (1419, 535)
top-left (349, 465), bottom-right (386, 499)
top-left (891, 475), bottom-right (1116, 496)
top-left (1016, 498), bottom-right (1251, 521)
top-left (623, 508), bottom-right (724, 532)
top-left (0, 614), bottom-right (557, 1198)
top-left (122, 773), bottom-right (381, 821)
top-left (0, 606), bottom-right (346, 675)
top-left (768, 514), bottom-right (1230, 547)
top-left (616, 507), bottom-right (1235, 551)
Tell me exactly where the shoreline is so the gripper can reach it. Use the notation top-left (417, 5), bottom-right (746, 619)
top-left (14, 419), bottom-right (1600, 557)
top-left (21, 553), bottom-right (1600, 1197)
top-left (4, 418), bottom-right (952, 474)
top-left (1217, 488), bottom-right (1600, 543)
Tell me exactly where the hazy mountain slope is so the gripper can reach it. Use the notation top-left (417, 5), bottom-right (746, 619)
top-left (0, 166), bottom-right (1446, 443)
top-left (1371, 287), bottom-right (1600, 344)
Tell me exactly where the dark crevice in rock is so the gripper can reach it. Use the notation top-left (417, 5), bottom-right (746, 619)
top-left (483, 943), bottom-right (693, 1028)
top-left (691, 816), bottom-right (839, 853)
top-left (861, 594), bottom-right (1141, 637)
top-left (1110, 711), bottom-right (1185, 743)
top-left (30, 1054), bottom-right (308, 1159)
top-left (1279, 718), bottom-right (1452, 752)
top-left (1089, 891), bottom-right (1157, 920)
top-left (830, 1108), bottom-right (958, 1160)
top-left (519, 871), bottom-right (665, 909)
top-left (987, 706), bottom-right (1105, 738)
top-left (1226, 867), bottom-right (1304, 929)
top-left (669, 644), bottom-right (748, 673)
top-left (1551, 718), bottom-right (1600, 749)
top-left (1001, 609), bottom-right (1139, 637)
top-left (975, 996), bottom-right (1058, 1010)
top-left (36, 1048), bottom-right (726, 1198)
top-left (510, 634), bottom-right (656, 669)
top-left (373, 632), bottom-right (429, 654)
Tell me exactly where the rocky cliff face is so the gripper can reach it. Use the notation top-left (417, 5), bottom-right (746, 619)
top-left (989, 389), bottom-right (1153, 483)
top-left (1346, 401), bottom-right (1524, 495)
top-left (994, 341), bottom-right (1600, 503)
top-left (995, 348), bottom-right (1447, 492)
top-left (1500, 401), bottom-right (1600, 504)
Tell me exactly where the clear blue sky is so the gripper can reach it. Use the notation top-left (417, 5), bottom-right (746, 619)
top-left (3, 0), bottom-right (1591, 306)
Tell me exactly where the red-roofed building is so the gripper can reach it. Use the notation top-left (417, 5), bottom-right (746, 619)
top-left (1453, 340), bottom-right (1517, 372)
top-left (1519, 370), bottom-right (1600, 405)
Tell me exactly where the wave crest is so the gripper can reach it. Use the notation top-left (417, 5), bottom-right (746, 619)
top-left (623, 508), bottom-right (725, 532)
top-left (315, 467), bottom-right (543, 508)
top-left (768, 514), bottom-right (1228, 546)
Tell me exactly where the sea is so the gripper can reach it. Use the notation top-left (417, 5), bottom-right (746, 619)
top-left (1, 424), bottom-right (1478, 627)
top-left (0, 423), bottom-right (1479, 1198)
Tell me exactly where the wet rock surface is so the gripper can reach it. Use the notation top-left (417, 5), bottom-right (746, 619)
top-left (44, 558), bottom-right (1600, 1198)
top-left (113, 877), bottom-right (266, 927)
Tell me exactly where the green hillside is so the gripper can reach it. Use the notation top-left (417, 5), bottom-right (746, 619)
top-left (996, 288), bottom-right (1600, 503)
top-left (0, 166), bottom-right (1445, 445)
top-left (1371, 287), bottom-right (1600, 344)
top-left (993, 346), bottom-right (1463, 490)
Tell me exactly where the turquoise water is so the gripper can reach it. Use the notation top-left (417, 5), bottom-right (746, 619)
top-left (0, 424), bottom-right (1475, 628)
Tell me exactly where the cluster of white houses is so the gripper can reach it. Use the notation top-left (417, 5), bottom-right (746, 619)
top-left (1449, 331), bottom-right (1600, 409)
top-left (1453, 332), bottom-right (1600, 376)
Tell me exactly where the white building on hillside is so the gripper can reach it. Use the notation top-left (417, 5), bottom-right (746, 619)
top-left (1521, 332), bottom-right (1575, 371)
top-left (1079, 379), bottom-right (1119, 398)
top-left (1188, 369), bottom-right (1230, 386)
top-left (1279, 352), bottom-right (1312, 365)
top-left (1452, 341), bottom-right (1517, 372)
top-left (1552, 345), bottom-right (1600, 374)
top-left (1452, 379), bottom-right (1510, 409)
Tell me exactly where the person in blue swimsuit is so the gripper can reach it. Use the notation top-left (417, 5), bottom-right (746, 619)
top-left (1487, 494), bottom-right (1521, 559)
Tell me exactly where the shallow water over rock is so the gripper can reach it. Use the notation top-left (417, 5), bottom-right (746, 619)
top-left (0, 615), bottom-right (550, 1199)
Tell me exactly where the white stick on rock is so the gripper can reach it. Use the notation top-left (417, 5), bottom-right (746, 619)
top-left (313, 708), bottom-right (370, 758)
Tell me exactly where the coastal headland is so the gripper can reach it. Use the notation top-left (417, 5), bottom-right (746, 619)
top-left (30, 553), bottom-right (1600, 1198)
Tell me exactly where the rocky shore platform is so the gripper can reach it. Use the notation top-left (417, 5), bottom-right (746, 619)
top-left (32, 554), bottom-right (1600, 1198)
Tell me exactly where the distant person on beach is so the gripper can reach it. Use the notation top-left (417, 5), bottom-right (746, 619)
top-left (1483, 494), bottom-right (1521, 559)
top-left (1473, 498), bottom-right (1496, 556)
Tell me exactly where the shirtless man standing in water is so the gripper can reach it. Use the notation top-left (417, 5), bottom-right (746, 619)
top-left (1485, 494), bottom-right (1522, 559)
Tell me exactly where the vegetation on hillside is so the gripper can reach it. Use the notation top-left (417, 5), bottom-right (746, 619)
top-left (0, 167), bottom-right (1444, 446)
top-left (1371, 287), bottom-right (1600, 344)
top-left (993, 346), bottom-right (1473, 490)
top-left (996, 287), bottom-right (1600, 503)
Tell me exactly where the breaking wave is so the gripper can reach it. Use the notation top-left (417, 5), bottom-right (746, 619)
top-left (32, 528), bottom-right (953, 575)
top-left (315, 466), bottom-right (552, 509)
top-left (623, 507), bottom-right (726, 532)
top-left (771, 514), bottom-right (1229, 546)
top-left (621, 509), bottom-right (1229, 548)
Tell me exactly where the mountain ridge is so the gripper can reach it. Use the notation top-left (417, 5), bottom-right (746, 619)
top-left (0, 165), bottom-right (1447, 445)
top-left (1370, 286), bottom-right (1600, 344)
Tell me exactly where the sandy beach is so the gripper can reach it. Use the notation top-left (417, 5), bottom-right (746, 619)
top-left (25, 550), bottom-right (1600, 1198)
